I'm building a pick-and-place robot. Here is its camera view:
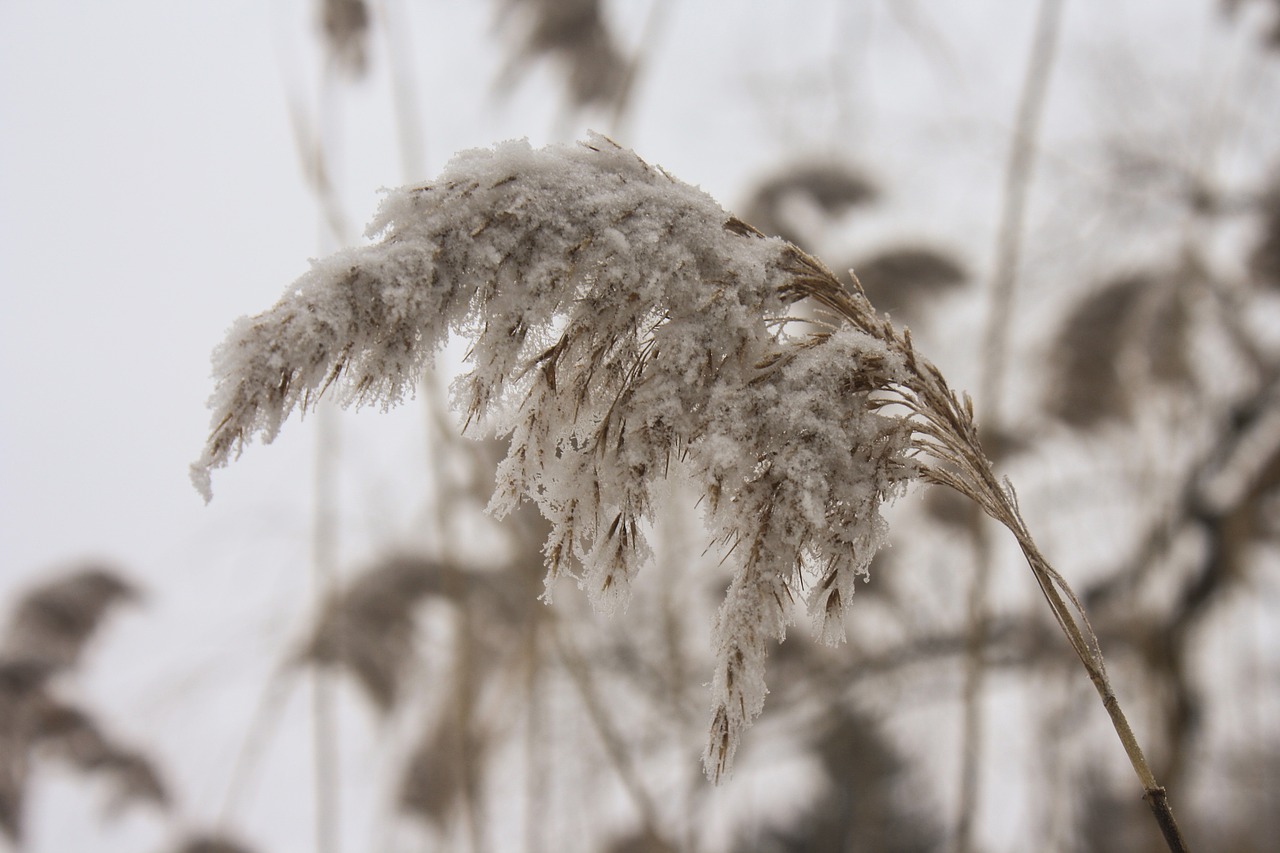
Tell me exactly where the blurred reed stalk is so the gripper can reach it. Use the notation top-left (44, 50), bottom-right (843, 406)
top-left (956, 1), bottom-right (1064, 851)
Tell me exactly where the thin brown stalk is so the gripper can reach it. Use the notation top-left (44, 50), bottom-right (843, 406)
top-left (957, 2), bottom-right (1064, 849)
top-left (218, 667), bottom-right (299, 829)
top-left (982, 0), bottom-right (1063, 414)
top-left (954, 514), bottom-right (991, 853)
top-left (308, 52), bottom-right (354, 853)
top-left (448, 561), bottom-right (485, 853)
top-left (550, 621), bottom-right (666, 844)
top-left (282, 88), bottom-right (352, 246)
top-left (523, 621), bottom-right (548, 853)
top-left (378, 8), bottom-right (498, 845)
top-left (376, 0), bottom-right (427, 181)
top-left (785, 243), bottom-right (1188, 850)
top-left (606, 0), bottom-right (671, 139)
top-left (311, 404), bottom-right (341, 853)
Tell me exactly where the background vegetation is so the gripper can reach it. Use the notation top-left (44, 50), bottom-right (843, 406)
top-left (2, 1), bottom-right (1279, 851)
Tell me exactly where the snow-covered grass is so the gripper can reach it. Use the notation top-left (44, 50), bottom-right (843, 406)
top-left (191, 134), bottom-right (1187, 849)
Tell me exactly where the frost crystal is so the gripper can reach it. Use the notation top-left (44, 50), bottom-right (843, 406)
top-left (193, 134), bottom-right (919, 780)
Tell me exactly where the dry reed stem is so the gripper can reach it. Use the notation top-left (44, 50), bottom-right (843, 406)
top-left (783, 245), bottom-right (1188, 851)
top-left (959, 1), bottom-right (1064, 847)
top-left (551, 621), bottom-right (667, 843)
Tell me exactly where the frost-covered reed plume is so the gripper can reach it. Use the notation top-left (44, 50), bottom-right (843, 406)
top-left (193, 134), bottom-right (1185, 849)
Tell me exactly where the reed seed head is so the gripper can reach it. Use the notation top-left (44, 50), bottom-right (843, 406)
top-left (193, 135), bottom-right (1004, 780)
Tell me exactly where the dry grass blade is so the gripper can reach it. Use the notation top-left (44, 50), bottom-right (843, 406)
top-left (301, 555), bottom-right (470, 712)
top-left (734, 707), bottom-right (941, 853)
top-left (398, 709), bottom-right (488, 829)
top-left (0, 574), bottom-right (148, 842)
top-left (28, 697), bottom-right (169, 813)
top-left (845, 245), bottom-right (966, 320)
top-left (3, 566), bottom-right (137, 671)
top-left (0, 670), bottom-right (167, 839)
top-left (95, 750), bottom-right (169, 815)
top-left (1047, 275), bottom-right (1145, 426)
top-left (743, 162), bottom-right (877, 247)
top-left (1046, 271), bottom-right (1193, 429)
top-left (496, 0), bottom-right (628, 109)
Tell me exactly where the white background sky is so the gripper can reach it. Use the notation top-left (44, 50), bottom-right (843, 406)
top-left (1, 1), bottom-right (1272, 851)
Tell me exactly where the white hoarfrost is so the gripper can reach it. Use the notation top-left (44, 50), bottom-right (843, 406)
top-left (194, 134), bottom-right (918, 779)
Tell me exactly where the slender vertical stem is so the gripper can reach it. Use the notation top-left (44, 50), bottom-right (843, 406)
top-left (955, 2), bottom-right (1064, 850)
top-left (447, 570), bottom-right (485, 853)
top-left (218, 668), bottom-right (298, 828)
top-left (523, 626), bottom-right (547, 853)
top-left (1017, 532), bottom-right (1188, 852)
top-left (552, 622), bottom-right (665, 841)
top-left (981, 0), bottom-right (1064, 415)
top-left (377, 0), bottom-right (427, 180)
top-left (311, 403), bottom-right (341, 853)
top-left (376, 8), bottom-right (492, 844)
top-left (309, 53), bottom-right (351, 853)
top-left (606, 0), bottom-right (671, 139)
top-left (954, 511), bottom-right (991, 853)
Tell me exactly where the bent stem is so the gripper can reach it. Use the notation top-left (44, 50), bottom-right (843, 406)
top-left (924, 396), bottom-right (1188, 852)
top-left (785, 250), bottom-right (1189, 852)
top-left (1007, 525), bottom-right (1188, 853)
top-left (914, 350), bottom-right (1188, 853)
